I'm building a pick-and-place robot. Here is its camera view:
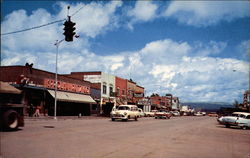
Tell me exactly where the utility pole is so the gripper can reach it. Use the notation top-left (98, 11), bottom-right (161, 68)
top-left (54, 39), bottom-right (64, 120)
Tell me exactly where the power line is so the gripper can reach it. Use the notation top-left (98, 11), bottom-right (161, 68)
top-left (1, 5), bottom-right (83, 36)
top-left (1, 19), bottom-right (66, 36)
top-left (71, 5), bottom-right (84, 17)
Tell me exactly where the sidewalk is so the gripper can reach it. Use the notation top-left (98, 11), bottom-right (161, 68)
top-left (24, 115), bottom-right (107, 121)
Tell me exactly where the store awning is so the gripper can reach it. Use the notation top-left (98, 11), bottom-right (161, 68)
top-left (0, 81), bottom-right (21, 94)
top-left (48, 90), bottom-right (96, 104)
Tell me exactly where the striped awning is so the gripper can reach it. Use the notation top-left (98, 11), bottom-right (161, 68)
top-left (48, 90), bottom-right (96, 104)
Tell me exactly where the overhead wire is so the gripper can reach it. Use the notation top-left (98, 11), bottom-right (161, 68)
top-left (1, 19), bottom-right (66, 36)
top-left (1, 4), bottom-right (84, 36)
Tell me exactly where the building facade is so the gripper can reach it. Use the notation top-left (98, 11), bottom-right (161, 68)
top-left (65, 71), bottom-right (116, 116)
top-left (115, 76), bottom-right (127, 105)
top-left (0, 65), bottom-right (96, 117)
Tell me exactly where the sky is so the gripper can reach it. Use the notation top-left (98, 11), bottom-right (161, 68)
top-left (1, 0), bottom-right (250, 103)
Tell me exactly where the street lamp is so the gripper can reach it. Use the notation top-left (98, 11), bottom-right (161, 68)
top-left (54, 39), bottom-right (64, 120)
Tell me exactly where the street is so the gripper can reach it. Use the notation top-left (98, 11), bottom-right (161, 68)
top-left (1, 116), bottom-right (250, 158)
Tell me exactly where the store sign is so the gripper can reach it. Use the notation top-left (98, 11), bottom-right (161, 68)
top-left (44, 79), bottom-right (90, 94)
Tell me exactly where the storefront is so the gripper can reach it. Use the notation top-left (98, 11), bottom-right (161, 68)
top-left (0, 65), bottom-right (96, 117)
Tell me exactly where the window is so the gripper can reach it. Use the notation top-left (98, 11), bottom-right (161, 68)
top-left (117, 88), bottom-right (120, 96)
top-left (103, 84), bottom-right (107, 94)
top-left (110, 86), bottom-right (113, 94)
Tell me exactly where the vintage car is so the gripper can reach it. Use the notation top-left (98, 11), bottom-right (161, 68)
top-left (217, 112), bottom-right (250, 128)
top-left (208, 112), bottom-right (218, 117)
top-left (170, 111), bottom-right (180, 116)
top-left (138, 108), bottom-right (145, 117)
top-left (194, 112), bottom-right (204, 116)
top-left (110, 105), bottom-right (140, 121)
top-left (144, 110), bottom-right (157, 117)
top-left (155, 111), bottom-right (171, 119)
top-left (235, 113), bottom-right (250, 130)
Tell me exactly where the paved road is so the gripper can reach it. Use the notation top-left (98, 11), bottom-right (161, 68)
top-left (1, 116), bottom-right (250, 158)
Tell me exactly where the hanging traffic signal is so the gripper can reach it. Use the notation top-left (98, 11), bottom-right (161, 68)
top-left (63, 16), bottom-right (76, 42)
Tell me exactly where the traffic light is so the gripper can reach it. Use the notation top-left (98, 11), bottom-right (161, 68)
top-left (63, 16), bottom-right (76, 42)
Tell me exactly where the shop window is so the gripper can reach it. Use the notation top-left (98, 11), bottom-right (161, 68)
top-left (103, 84), bottom-right (107, 94)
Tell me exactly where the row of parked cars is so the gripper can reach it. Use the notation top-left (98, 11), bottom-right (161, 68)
top-left (217, 112), bottom-right (250, 130)
top-left (110, 105), bottom-right (181, 121)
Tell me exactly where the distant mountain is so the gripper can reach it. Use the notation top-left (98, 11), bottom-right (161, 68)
top-left (181, 102), bottom-right (234, 110)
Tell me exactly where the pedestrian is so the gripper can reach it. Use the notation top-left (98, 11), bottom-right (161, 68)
top-left (33, 106), bottom-right (40, 117)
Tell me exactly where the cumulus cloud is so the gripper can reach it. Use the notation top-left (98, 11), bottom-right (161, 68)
top-left (127, 1), bottom-right (158, 29)
top-left (238, 40), bottom-right (250, 60)
top-left (57, 1), bottom-right (122, 37)
top-left (164, 1), bottom-right (250, 26)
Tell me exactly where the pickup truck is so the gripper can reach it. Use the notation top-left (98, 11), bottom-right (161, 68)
top-left (0, 82), bottom-right (25, 130)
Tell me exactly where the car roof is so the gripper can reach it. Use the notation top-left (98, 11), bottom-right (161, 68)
top-left (119, 105), bottom-right (137, 107)
top-left (232, 112), bottom-right (250, 116)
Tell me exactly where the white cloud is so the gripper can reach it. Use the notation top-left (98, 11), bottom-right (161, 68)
top-left (127, 1), bottom-right (158, 29)
top-left (128, 1), bottom-right (158, 21)
top-left (238, 40), bottom-right (250, 59)
top-left (58, 1), bottom-right (122, 38)
top-left (164, 1), bottom-right (250, 26)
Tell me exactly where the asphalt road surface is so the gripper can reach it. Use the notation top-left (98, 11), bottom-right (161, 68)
top-left (1, 116), bottom-right (250, 158)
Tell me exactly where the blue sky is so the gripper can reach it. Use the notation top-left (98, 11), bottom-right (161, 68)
top-left (1, 1), bottom-right (250, 103)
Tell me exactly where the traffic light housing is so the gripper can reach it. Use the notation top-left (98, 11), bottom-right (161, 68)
top-left (63, 16), bottom-right (76, 42)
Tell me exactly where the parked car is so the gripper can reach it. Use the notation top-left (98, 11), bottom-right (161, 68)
top-left (155, 111), bottom-right (171, 119)
top-left (110, 105), bottom-right (140, 121)
top-left (235, 113), bottom-right (250, 130)
top-left (194, 112), bottom-right (204, 116)
top-left (138, 108), bottom-right (145, 117)
top-left (208, 112), bottom-right (218, 117)
top-left (218, 112), bottom-right (250, 128)
top-left (170, 111), bottom-right (180, 116)
top-left (144, 110), bottom-right (157, 117)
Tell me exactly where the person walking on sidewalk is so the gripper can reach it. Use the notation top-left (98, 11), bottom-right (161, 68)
top-left (33, 106), bottom-right (40, 117)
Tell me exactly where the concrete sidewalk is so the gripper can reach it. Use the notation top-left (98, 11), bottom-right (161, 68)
top-left (24, 115), bottom-right (107, 121)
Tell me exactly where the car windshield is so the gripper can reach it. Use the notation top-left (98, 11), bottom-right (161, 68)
top-left (118, 106), bottom-right (130, 110)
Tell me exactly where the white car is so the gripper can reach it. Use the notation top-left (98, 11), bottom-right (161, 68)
top-left (170, 111), bottom-right (180, 116)
top-left (144, 110), bottom-right (157, 117)
top-left (138, 108), bottom-right (145, 117)
top-left (194, 112), bottom-right (204, 116)
top-left (218, 112), bottom-right (250, 128)
top-left (235, 113), bottom-right (250, 130)
top-left (110, 105), bottom-right (140, 121)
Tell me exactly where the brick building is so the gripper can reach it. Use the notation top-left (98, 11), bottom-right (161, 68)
top-left (0, 65), bottom-right (96, 116)
top-left (115, 76), bottom-right (127, 105)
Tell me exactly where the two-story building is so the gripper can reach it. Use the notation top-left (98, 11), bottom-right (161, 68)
top-left (65, 71), bottom-right (116, 116)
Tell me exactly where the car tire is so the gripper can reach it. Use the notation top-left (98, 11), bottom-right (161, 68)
top-left (155, 117), bottom-right (157, 119)
top-left (3, 110), bottom-right (19, 130)
top-left (242, 126), bottom-right (247, 130)
top-left (225, 124), bottom-right (230, 128)
top-left (135, 116), bottom-right (138, 121)
top-left (111, 118), bottom-right (115, 121)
